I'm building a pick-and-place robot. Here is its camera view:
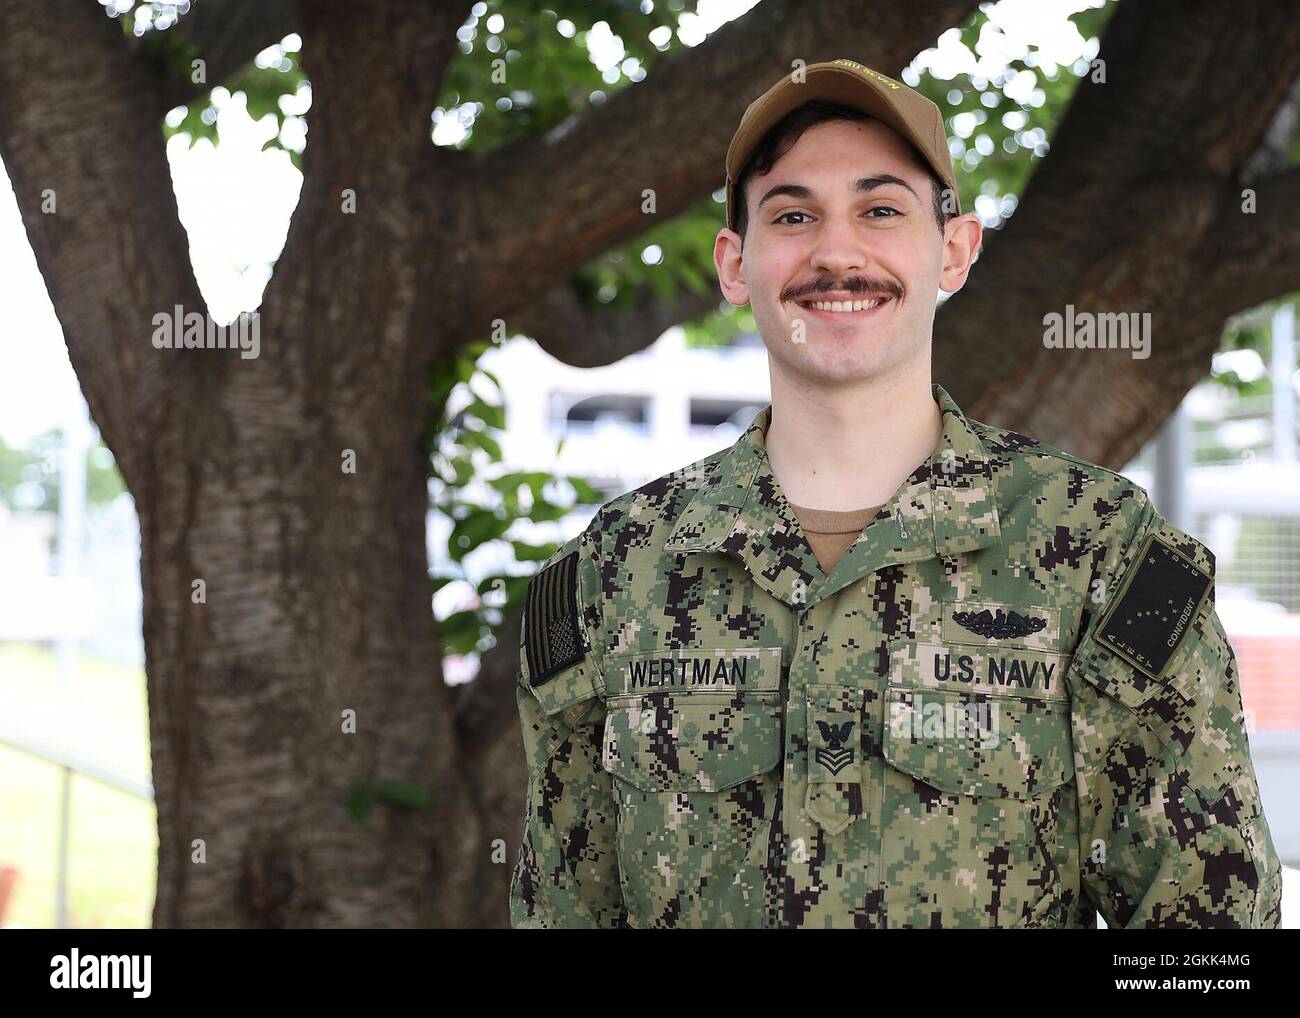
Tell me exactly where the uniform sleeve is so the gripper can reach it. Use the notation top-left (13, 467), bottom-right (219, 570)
top-left (1066, 493), bottom-right (1283, 928)
top-left (508, 524), bottom-right (625, 928)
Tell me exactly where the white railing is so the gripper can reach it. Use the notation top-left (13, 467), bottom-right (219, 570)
top-left (0, 727), bottom-right (153, 928)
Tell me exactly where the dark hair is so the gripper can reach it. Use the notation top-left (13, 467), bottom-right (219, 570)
top-left (732, 99), bottom-right (953, 242)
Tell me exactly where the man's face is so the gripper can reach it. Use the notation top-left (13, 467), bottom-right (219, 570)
top-left (716, 118), bottom-right (976, 389)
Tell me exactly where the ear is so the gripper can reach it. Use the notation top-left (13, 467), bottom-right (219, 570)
top-left (938, 212), bottom-right (983, 296)
top-left (714, 227), bottom-right (751, 307)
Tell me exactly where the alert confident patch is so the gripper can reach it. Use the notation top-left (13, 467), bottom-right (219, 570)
top-left (1096, 533), bottom-right (1213, 680)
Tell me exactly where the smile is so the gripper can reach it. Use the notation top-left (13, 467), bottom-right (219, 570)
top-left (792, 295), bottom-right (892, 318)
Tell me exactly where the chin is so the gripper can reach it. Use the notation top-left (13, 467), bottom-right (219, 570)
top-left (790, 356), bottom-right (894, 387)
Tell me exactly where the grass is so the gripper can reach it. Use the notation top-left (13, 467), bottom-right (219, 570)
top-left (0, 641), bottom-right (155, 928)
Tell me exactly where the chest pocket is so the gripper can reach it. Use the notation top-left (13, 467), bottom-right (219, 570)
top-left (879, 634), bottom-right (1077, 928)
top-left (887, 598), bottom-right (1074, 788)
top-left (883, 686), bottom-right (1075, 798)
top-left (600, 646), bottom-right (783, 790)
top-left (883, 627), bottom-right (1076, 797)
top-left (598, 647), bottom-right (784, 928)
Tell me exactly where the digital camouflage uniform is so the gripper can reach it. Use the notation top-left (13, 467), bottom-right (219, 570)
top-left (508, 382), bottom-right (1283, 928)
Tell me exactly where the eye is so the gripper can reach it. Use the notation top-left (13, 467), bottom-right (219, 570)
top-left (866, 206), bottom-right (900, 218)
top-left (773, 210), bottom-right (812, 226)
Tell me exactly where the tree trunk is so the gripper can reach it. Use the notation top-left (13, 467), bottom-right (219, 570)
top-left (139, 1), bottom-right (501, 928)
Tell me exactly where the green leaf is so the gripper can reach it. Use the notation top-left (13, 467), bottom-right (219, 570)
top-left (466, 395), bottom-right (506, 430)
top-left (529, 504), bottom-right (571, 524)
top-left (449, 507), bottom-right (512, 556)
top-left (459, 427), bottom-right (503, 461)
top-left (565, 475), bottom-right (603, 503)
top-left (347, 777), bottom-right (375, 825)
top-left (510, 539), bottom-right (560, 562)
top-left (375, 781), bottom-right (431, 809)
top-left (439, 608), bottom-right (485, 655)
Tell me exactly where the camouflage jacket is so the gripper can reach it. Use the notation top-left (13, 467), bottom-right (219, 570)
top-left (508, 382), bottom-right (1282, 928)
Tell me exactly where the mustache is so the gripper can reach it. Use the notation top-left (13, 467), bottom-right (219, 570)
top-left (785, 277), bottom-right (904, 302)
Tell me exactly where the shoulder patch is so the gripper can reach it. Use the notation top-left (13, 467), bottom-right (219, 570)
top-left (524, 550), bottom-right (586, 687)
top-left (1096, 533), bottom-right (1213, 681)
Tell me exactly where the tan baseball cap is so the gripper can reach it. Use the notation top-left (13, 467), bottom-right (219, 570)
top-left (725, 58), bottom-right (960, 232)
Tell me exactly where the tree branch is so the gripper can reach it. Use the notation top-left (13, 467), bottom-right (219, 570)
top-left (159, 0), bottom-right (299, 110)
top-left (261, 0), bottom-right (471, 381)
top-left (933, 0), bottom-right (1300, 468)
top-left (0, 0), bottom-right (207, 492)
top-left (1207, 165), bottom-right (1300, 314)
top-left (516, 280), bottom-right (725, 368)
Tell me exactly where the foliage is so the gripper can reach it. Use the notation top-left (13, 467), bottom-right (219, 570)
top-left (347, 773), bottom-right (432, 824)
top-left (425, 340), bottom-right (603, 657)
top-left (0, 430), bottom-right (127, 513)
top-left (1211, 296), bottom-right (1298, 397)
top-left (122, 1), bottom-right (308, 167)
top-left (167, 54), bottom-right (309, 171)
top-left (908, 1), bottom-right (1115, 222)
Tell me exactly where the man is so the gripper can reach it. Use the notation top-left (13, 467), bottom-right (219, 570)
top-left (508, 59), bottom-right (1282, 928)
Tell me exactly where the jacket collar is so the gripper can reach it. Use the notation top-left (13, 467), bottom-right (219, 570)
top-left (663, 382), bottom-right (1003, 609)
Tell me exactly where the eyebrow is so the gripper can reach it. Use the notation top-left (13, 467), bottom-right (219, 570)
top-left (756, 175), bottom-right (920, 214)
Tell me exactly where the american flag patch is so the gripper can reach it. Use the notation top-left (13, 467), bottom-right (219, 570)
top-left (525, 550), bottom-right (586, 686)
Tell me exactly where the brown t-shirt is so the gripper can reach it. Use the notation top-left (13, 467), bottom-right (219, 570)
top-left (787, 500), bottom-right (885, 576)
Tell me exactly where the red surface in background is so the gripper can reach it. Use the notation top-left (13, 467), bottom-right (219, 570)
top-left (1232, 632), bottom-right (1300, 731)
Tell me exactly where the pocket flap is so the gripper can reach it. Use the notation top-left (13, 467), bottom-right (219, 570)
top-left (883, 686), bottom-right (1075, 799)
top-left (602, 692), bottom-right (781, 792)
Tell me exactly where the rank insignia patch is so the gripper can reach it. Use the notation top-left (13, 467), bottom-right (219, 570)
top-left (1096, 533), bottom-right (1213, 680)
top-left (814, 719), bottom-right (856, 776)
top-left (525, 550), bottom-right (586, 687)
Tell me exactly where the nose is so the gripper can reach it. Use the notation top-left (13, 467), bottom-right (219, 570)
top-left (808, 210), bottom-right (869, 279)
